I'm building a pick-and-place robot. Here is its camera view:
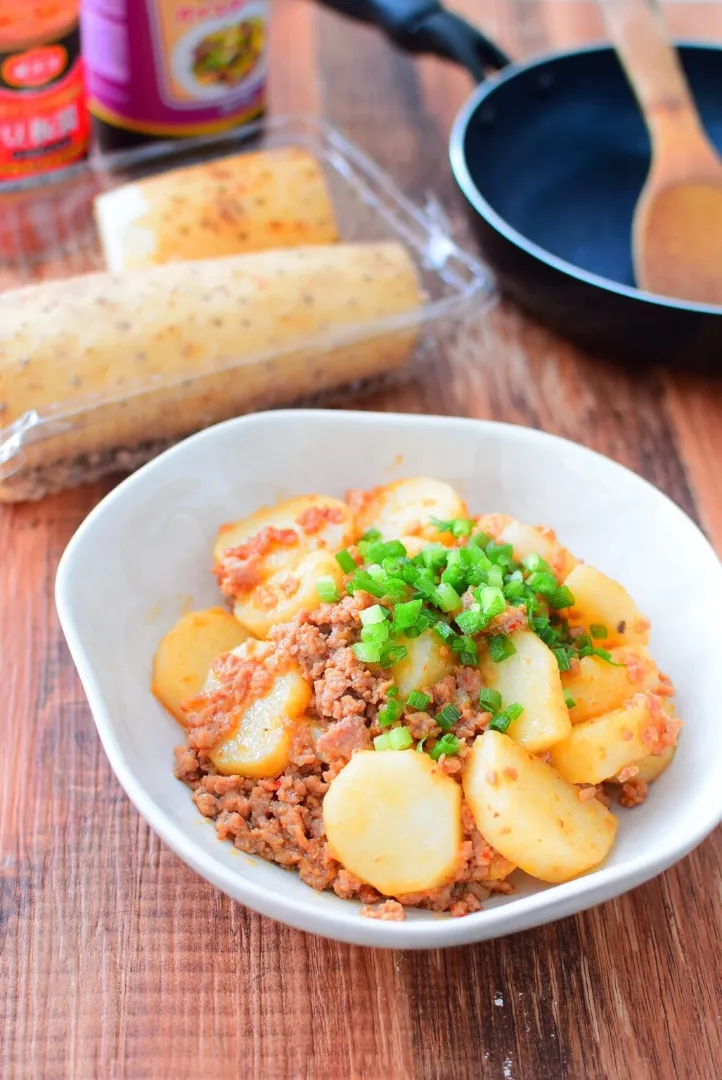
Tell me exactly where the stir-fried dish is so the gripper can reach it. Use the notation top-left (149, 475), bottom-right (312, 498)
top-left (192, 18), bottom-right (264, 87)
top-left (153, 478), bottom-right (681, 921)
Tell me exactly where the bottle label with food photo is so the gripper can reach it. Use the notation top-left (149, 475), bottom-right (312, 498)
top-left (0, 5), bottom-right (90, 181)
top-left (81, 0), bottom-right (268, 139)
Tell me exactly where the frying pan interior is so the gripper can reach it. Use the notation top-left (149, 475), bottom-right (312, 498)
top-left (461, 45), bottom-right (722, 290)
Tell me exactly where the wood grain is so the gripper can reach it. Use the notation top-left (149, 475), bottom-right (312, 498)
top-left (2, 2), bottom-right (721, 1078)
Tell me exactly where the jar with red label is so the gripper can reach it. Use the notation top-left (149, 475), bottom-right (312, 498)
top-left (0, 2), bottom-right (91, 183)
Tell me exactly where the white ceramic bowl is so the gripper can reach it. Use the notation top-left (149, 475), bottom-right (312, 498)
top-left (56, 410), bottom-right (722, 948)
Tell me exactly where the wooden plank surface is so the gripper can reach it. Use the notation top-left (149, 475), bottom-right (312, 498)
top-left (2, 2), bottom-right (721, 1078)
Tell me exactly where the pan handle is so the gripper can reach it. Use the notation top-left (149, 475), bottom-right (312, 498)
top-left (315, 0), bottom-right (510, 82)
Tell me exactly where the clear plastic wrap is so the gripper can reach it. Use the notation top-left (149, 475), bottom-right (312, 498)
top-left (0, 116), bottom-right (496, 502)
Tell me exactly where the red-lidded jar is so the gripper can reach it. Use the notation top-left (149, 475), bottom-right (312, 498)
top-left (0, 2), bottom-right (90, 183)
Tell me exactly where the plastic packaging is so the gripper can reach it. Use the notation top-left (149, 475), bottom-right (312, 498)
top-left (0, 116), bottom-right (496, 502)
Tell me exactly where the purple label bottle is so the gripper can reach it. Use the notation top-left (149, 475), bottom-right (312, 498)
top-left (80, 0), bottom-right (268, 149)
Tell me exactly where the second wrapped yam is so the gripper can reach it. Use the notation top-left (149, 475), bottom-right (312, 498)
top-left (95, 147), bottom-right (339, 272)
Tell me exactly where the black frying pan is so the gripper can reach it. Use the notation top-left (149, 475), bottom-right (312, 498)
top-left (319, 0), bottom-right (722, 369)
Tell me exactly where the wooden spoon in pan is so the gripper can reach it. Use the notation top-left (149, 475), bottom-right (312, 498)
top-left (604, 0), bottom-right (722, 304)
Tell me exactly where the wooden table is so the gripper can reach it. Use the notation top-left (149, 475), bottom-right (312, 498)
top-left (3, 3), bottom-right (722, 1077)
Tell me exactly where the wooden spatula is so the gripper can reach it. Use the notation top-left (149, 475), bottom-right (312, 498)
top-left (604, 0), bottom-right (722, 304)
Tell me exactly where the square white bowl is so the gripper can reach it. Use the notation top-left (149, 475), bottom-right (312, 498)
top-left (56, 410), bottom-right (722, 948)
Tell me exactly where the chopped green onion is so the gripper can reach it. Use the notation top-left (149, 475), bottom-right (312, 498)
top-left (392, 599), bottom-right (423, 630)
top-left (436, 704), bottom-right (461, 731)
top-left (553, 648), bottom-right (572, 672)
top-left (360, 621), bottom-right (390, 645)
top-left (486, 542), bottom-right (514, 564)
top-left (364, 539), bottom-right (407, 565)
top-left (352, 641), bottom-right (381, 664)
top-left (433, 620), bottom-right (457, 643)
top-left (335, 549), bottom-right (357, 574)
top-left (360, 604), bottom-right (388, 625)
top-left (590, 624), bottom-right (608, 640)
top-left (503, 578), bottom-right (527, 600)
top-left (452, 635), bottom-right (478, 664)
top-left (415, 607), bottom-right (440, 632)
top-left (478, 688), bottom-right (502, 711)
top-left (441, 563), bottom-right (467, 592)
top-left (407, 690), bottom-right (431, 712)
top-left (316, 576), bottom-right (339, 604)
top-left (387, 686), bottom-right (399, 699)
top-left (419, 544), bottom-right (448, 573)
top-left (488, 712), bottom-right (511, 734)
top-left (413, 573), bottom-right (439, 601)
top-left (429, 733), bottom-right (461, 760)
top-left (379, 644), bottom-right (408, 668)
top-left (347, 568), bottom-right (385, 598)
top-left (430, 516), bottom-right (474, 538)
top-left (480, 585), bottom-right (506, 617)
top-left (361, 527), bottom-right (381, 543)
top-left (378, 698), bottom-right (404, 728)
top-left (548, 585), bottom-right (575, 610)
top-left (523, 552), bottom-right (552, 574)
top-left (488, 634), bottom-right (516, 663)
top-left (435, 582), bottom-right (462, 613)
top-left (487, 565), bottom-right (504, 589)
top-left (416, 735), bottom-right (429, 752)
top-left (489, 702), bottom-right (524, 733)
top-left (527, 570), bottom-right (559, 597)
top-left (388, 726), bottom-right (413, 750)
top-left (469, 531), bottom-right (491, 550)
top-left (374, 725), bottom-right (413, 750)
top-left (564, 692), bottom-right (576, 710)
top-left (576, 632), bottom-right (592, 651)
top-left (539, 625), bottom-right (560, 648)
top-left (455, 605), bottom-right (489, 635)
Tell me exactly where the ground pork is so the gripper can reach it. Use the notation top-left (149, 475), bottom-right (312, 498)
top-left (617, 778), bottom-right (648, 808)
top-left (214, 526), bottom-right (299, 598)
top-left (360, 899), bottom-right (406, 921)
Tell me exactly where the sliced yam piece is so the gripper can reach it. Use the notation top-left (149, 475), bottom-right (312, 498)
top-left (474, 513), bottom-right (512, 543)
top-left (499, 519), bottom-right (578, 580)
top-left (391, 629), bottom-right (455, 696)
top-left (463, 730), bottom-right (618, 884)
top-left (355, 477), bottom-right (467, 542)
top-left (398, 534), bottom-right (427, 558)
top-left (152, 608), bottom-right (250, 724)
top-left (615, 744), bottom-right (676, 784)
top-left (200, 638), bottom-right (268, 696)
top-left (213, 494), bottom-right (355, 574)
top-left (483, 852), bottom-right (517, 883)
top-left (233, 549), bottom-right (345, 638)
top-left (210, 667), bottom-right (312, 778)
top-left (549, 692), bottom-right (682, 785)
top-left (564, 564), bottom-right (650, 648)
top-left (562, 646), bottom-right (662, 723)
top-left (323, 750), bottom-right (462, 895)
top-left (479, 629), bottom-right (571, 753)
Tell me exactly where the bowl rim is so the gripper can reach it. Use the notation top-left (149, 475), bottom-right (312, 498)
top-left (56, 409), bottom-right (722, 948)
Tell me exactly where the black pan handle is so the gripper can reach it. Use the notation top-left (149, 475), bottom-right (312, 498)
top-left (316, 0), bottom-right (510, 82)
